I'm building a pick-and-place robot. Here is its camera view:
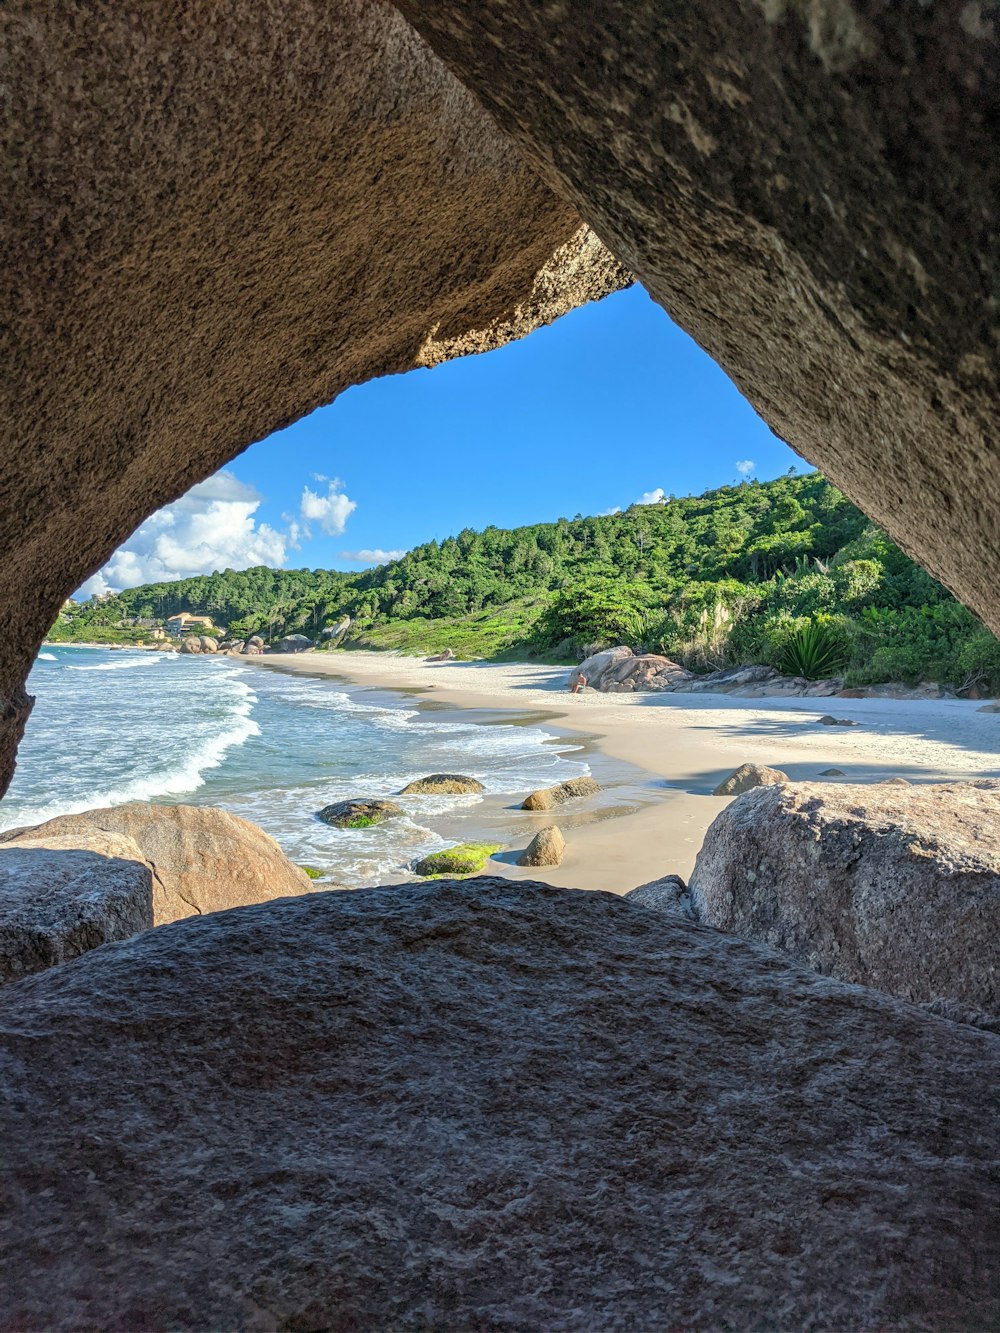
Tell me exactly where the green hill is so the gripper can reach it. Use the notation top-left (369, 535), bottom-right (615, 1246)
top-left (52, 471), bottom-right (1000, 692)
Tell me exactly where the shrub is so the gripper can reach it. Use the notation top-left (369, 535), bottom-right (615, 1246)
top-left (779, 618), bottom-right (848, 679)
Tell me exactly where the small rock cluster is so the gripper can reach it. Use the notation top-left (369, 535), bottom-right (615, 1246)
top-left (313, 773), bottom-right (602, 874)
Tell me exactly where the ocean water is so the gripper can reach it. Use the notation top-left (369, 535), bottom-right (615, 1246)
top-left (3, 646), bottom-right (591, 885)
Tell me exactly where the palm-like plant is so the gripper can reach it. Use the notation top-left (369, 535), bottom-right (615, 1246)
top-left (780, 620), bottom-right (846, 680)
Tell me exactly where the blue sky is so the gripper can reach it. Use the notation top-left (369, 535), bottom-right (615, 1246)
top-left (83, 284), bottom-right (800, 593)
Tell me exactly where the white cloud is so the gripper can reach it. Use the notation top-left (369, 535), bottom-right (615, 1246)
top-left (339, 548), bottom-right (406, 566)
top-left (78, 471), bottom-right (291, 595)
top-left (300, 478), bottom-right (357, 536)
top-left (596, 506), bottom-right (622, 517)
top-left (635, 488), bottom-right (667, 505)
top-left (735, 459), bottom-right (756, 478)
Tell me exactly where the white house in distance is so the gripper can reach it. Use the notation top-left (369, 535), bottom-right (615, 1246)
top-left (165, 613), bottom-right (215, 637)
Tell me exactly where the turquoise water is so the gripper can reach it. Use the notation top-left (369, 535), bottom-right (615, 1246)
top-left (4, 646), bottom-right (590, 885)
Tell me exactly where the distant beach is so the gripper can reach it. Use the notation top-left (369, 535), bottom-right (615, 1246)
top-left (244, 649), bottom-right (1000, 889)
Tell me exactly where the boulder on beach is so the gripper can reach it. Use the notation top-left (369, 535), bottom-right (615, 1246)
top-left (624, 874), bottom-right (693, 919)
top-left (568, 645), bottom-right (633, 690)
top-left (179, 635), bottom-right (202, 654)
top-left (323, 616), bottom-right (351, 643)
top-left (712, 763), bottom-right (788, 797)
top-left (0, 804), bottom-right (312, 925)
top-left (689, 779), bottom-right (1000, 1019)
top-left (241, 635), bottom-right (266, 655)
top-left (819, 768), bottom-right (847, 777)
top-left (521, 776), bottom-right (600, 811)
top-left (517, 826), bottom-right (565, 867)
top-left (279, 634), bottom-right (312, 653)
top-left (601, 654), bottom-right (691, 693)
top-left (317, 798), bottom-right (404, 829)
top-left (414, 843), bottom-right (500, 876)
top-left (2, 880), bottom-right (1000, 1330)
top-left (0, 834), bottom-right (153, 986)
top-left (425, 648), bottom-right (455, 662)
top-left (818, 714), bottom-right (858, 726)
top-left (398, 773), bottom-right (485, 795)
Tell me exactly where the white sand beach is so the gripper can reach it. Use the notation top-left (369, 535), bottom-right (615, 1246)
top-left (245, 651), bottom-right (1000, 892)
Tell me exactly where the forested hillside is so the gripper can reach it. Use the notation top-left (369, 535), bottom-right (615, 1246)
top-left (52, 472), bottom-right (1000, 690)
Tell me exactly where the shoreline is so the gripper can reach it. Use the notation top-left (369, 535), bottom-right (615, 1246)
top-left (244, 650), bottom-right (1000, 891)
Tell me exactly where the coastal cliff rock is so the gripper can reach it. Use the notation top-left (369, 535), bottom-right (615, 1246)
top-left (0, 804), bottom-right (312, 925)
top-left (0, 835), bottom-right (153, 985)
top-left (689, 779), bottom-right (1000, 1017)
top-left (397, 1), bottom-right (1000, 642)
top-left (521, 776), bottom-right (600, 811)
top-left (2, 879), bottom-right (999, 1328)
top-left (0, 1), bottom-right (628, 799)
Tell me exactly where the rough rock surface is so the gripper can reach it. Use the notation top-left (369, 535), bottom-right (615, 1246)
top-left (569, 645), bottom-right (634, 689)
top-left (625, 874), bottom-right (693, 919)
top-left (689, 779), bottom-right (1000, 1016)
top-left (398, 1), bottom-right (1000, 636)
top-left (317, 798), bottom-right (404, 828)
top-left (278, 635), bottom-right (313, 653)
top-left (0, 1), bottom-right (629, 798)
top-left (818, 714), bottom-right (858, 726)
top-left (521, 776), bottom-right (600, 811)
top-left (0, 804), bottom-right (311, 925)
top-left (0, 835), bottom-right (152, 985)
top-left (517, 825), bottom-right (565, 867)
top-left (712, 762), bottom-right (788, 797)
top-left (2, 879), bottom-right (1000, 1329)
top-left (601, 654), bottom-right (691, 693)
top-left (574, 657), bottom-right (846, 699)
top-left (398, 773), bottom-right (485, 795)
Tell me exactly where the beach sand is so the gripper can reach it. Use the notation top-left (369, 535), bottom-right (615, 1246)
top-left (245, 651), bottom-right (1000, 893)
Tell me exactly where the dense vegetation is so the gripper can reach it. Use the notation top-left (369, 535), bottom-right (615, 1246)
top-left (52, 472), bottom-right (1000, 691)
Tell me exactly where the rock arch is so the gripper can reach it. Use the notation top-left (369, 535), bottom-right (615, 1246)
top-left (0, 0), bottom-right (627, 795)
top-left (3, 0), bottom-right (998, 797)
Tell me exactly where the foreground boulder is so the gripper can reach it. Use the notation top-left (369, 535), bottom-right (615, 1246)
top-left (521, 776), bottom-right (600, 811)
top-left (625, 874), bottom-right (693, 919)
top-left (517, 826), bottom-right (565, 867)
top-left (278, 634), bottom-right (313, 653)
top-left (712, 763), bottom-right (788, 797)
top-left (398, 773), bottom-right (485, 795)
top-left (689, 780), bottom-right (1000, 1017)
top-left (317, 798), bottom-right (404, 828)
top-left (0, 834), bottom-right (152, 985)
top-left (2, 879), bottom-right (999, 1328)
top-left (0, 804), bottom-right (312, 925)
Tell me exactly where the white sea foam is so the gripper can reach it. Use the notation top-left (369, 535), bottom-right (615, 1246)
top-left (37, 652), bottom-right (57, 661)
top-left (0, 673), bottom-right (260, 830)
top-left (68, 655), bottom-right (167, 671)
